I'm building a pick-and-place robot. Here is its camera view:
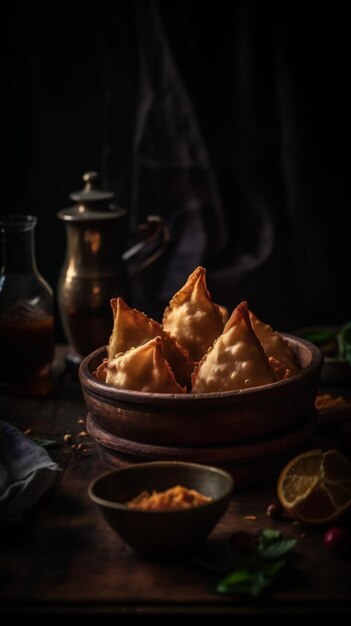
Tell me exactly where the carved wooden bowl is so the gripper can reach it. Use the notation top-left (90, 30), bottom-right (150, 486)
top-left (79, 335), bottom-right (322, 486)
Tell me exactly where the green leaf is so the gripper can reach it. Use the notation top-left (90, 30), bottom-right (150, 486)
top-left (257, 528), bottom-right (296, 561)
top-left (216, 560), bottom-right (286, 597)
top-left (298, 329), bottom-right (339, 355)
top-left (216, 569), bottom-right (253, 593)
top-left (260, 529), bottom-right (281, 541)
top-left (338, 320), bottom-right (351, 365)
top-left (252, 560), bottom-right (286, 596)
top-left (198, 529), bottom-right (297, 598)
top-left (301, 329), bottom-right (336, 345)
top-left (257, 538), bottom-right (297, 560)
top-left (30, 436), bottom-right (57, 448)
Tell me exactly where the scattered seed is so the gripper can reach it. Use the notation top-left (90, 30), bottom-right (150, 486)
top-left (78, 448), bottom-right (91, 456)
top-left (23, 428), bottom-right (32, 436)
top-left (243, 515), bottom-right (257, 521)
top-left (78, 419), bottom-right (84, 425)
top-left (78, 431), bottom-right (88, 438)
top-left (77, 443), bottom-right (83, 450)
top-left (63, 434), bottom-right (72, 443)
top-left (71, 444), bottom-right (77, 450)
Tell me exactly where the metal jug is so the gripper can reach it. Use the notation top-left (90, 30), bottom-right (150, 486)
top-left (57, 171), bottom-right (168, 359)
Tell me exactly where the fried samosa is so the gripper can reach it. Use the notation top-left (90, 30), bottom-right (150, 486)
top-left (162, 266), bottom-right (224, 362)
top-left (191, 301), bottom-right (276, 392)
top-left (108, 297), bottom-right (193, 389)
top-left (249, 310), bottom-right (298, 377)
top-left (93, 358), bottom-right (108, 382)
top-left (106, 337), bottom-right (186, 394)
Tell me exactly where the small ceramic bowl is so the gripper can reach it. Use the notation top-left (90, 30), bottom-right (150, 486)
top-left (88, 461), bottom-right (233, 558)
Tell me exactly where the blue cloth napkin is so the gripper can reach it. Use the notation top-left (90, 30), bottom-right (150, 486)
top-left (0, 420), bottom-right (60, 521)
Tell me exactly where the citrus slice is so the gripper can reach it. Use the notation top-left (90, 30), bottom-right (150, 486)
top-left (277, 449), bottom-right (351, 525)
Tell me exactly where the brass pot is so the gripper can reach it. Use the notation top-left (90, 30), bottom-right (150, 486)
top-left (58, 172), bottom-right (168, 358)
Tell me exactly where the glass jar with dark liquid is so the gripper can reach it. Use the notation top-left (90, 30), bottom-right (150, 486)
top-left (0, 215), bottom-right (54, 396)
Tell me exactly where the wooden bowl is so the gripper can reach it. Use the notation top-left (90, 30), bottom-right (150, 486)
top-left (86, 411), bottom-right (316, 488)
top-left (88, 461), bottom-right (233, 559)
top-left (79, 335), bottom-right (323, 447)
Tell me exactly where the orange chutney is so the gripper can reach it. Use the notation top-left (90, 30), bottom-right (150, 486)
top-left (127, 485), bottom-right (212, 511)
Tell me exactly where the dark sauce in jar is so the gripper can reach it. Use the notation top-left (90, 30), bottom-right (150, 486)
top-left (0, 316), bottom-right (54, 396)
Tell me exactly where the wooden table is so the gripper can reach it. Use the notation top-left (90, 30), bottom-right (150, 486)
top-left (1, 348), bottom-right (351, 616)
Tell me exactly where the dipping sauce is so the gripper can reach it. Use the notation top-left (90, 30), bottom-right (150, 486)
top-left (127, 484), bottom-right (212, 511)
top-left (0, 316), bottom-right (54, 396)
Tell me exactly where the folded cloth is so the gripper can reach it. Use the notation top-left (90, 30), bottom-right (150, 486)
top-left (0, 420), bottom-right (60, 521)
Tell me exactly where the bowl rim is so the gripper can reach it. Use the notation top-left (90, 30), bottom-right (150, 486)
top-left (79, 333), bottom-right (323, 403)
top-left (88, 461), bottom-right (234, 513)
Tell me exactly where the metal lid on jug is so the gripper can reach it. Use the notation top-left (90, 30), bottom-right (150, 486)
top-left (57, 171), bottom-right (125, 221)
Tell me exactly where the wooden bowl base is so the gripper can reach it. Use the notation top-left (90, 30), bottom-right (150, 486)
top-left (87, 412), bottom-right (317, 488)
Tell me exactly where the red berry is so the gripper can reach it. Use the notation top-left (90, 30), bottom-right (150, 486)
top-left (266, 503), bottom-right (284, 520)
top-left (323, 527), bottom-right (351, 554)
top-left (231, 531), bottom-right (255, 553)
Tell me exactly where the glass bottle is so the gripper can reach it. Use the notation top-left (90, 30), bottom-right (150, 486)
top-left (0, 215), bottom-right (54, 396)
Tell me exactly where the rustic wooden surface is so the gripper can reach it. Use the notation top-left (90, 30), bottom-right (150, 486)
top-left (1, 346), bottom-right (351, 615)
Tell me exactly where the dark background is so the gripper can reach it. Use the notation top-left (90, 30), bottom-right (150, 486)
top-left (2, 0), bottom-right (351, 341)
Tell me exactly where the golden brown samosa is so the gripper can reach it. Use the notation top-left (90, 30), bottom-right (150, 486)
top-left (268, 356), bottom-right (292, 380)
top-left (217, 304), bottom-right (229, 324)
top-left (249, 310), bottom-right (298, 376)
top-left (106, 337), bottom-right (186, 394)
top-left (162, 266), bottom-right (224, 362)
top-left (108, 297), bottom-right (193, 389)
top-left (191, 301), bottom-right (276, 393)
top-left (93, 358), bottom-right (108, 382)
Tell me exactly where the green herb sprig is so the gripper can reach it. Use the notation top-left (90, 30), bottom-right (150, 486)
top-left (216, 529), bottom-right (296, 596)
top-left (338, 320), bottom-right (351, 365)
